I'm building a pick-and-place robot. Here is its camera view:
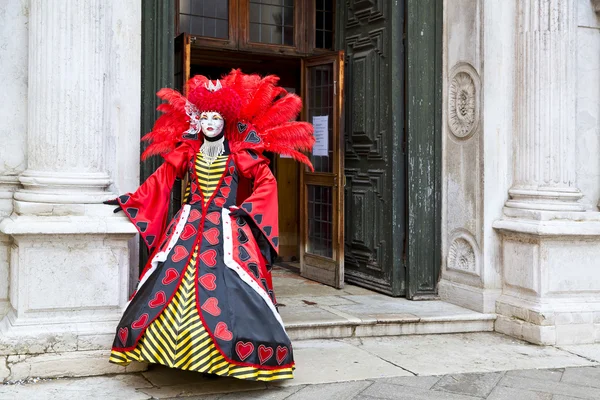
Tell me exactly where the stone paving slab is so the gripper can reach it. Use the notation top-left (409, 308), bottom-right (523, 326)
top-left (497, 374), bottom-right (600, 399)
top-left (432, 372), bottom-right (504, 398)
top-left (1, 334), bottom-right (599, 399)
top-left (344, 333), bottom-right (597, 375)
top-left (559, 344), bottom-right (600, 362)
top-left (272, 339), bottom-right (412, 386)
top-left (0, 374), bottom-right (152, 400)
top-left (560, 366), bottom-right (600, 388)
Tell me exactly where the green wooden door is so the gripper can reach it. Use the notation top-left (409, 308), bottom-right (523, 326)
top-left (140, 0), bottom-right (175, 272)
top-left (338, 0), bottom-right (442, 297)
top-left (338, 0), bottom-right (407, 296)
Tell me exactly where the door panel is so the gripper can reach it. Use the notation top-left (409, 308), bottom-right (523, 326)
top-left (339, 0), bottom-right (406, 296)
top-left (171, 33), bottom-right (191, 219)
top-left (300, 52), bottom-right (344, 288)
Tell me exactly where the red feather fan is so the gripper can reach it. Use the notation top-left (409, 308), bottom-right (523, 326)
top-left (142, 69), bottom-right (315, 170)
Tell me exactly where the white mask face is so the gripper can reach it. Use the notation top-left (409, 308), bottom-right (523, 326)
top-left (200, 112), bottom-right (225, 138)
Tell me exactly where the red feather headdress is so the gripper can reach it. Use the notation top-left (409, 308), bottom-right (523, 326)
top-left (142, 69), bottom-right (315, 170)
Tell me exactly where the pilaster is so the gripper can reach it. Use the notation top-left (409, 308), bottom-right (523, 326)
top-left (0, 0), bottom-right (141, 381)
top-left (507, 0), bottom-right (583, 211)
top-left (494, 0), bottom-right (600, 345)
top-left (14, 1), bottom-right (113, 213)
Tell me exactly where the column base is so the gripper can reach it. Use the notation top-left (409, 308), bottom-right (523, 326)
top-left (15, 170), bottom-right (113, 206)
top-left (493, 209), bottom-right (600, 345)
top-left (0, 212), bottom-right (138, 382)
top-left (506, 186), bottom-right (585, 212)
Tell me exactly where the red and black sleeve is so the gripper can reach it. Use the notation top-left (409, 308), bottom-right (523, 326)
top-left (114, 144), bottom-right (192, 251)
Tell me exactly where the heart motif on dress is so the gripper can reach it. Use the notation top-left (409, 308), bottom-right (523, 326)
top-left (149, 291), bottom-right (166, 308)
top-left (220, 187), bottom-right (231, 198)
top-left (200, 249), bottom-right (217, 267)
top-left (171, 245), bottom-right (189, 263)
top-left (118, 327), bottom-right (128, 345)
top-left (245, 130), bottom-right (261, 144)
top-left (237, 122), bottom-right (248, 133)
top-left (162, 268), bottom-right (179, 285)
top-left (206, 212), bottom-right (220, 225)
top-left (229, 166), bottom-right (235, 175)
top-left (188, 209), bottom-right (202, 222)
top-left (223, 176), bottom-right (233, 186)
top-left (192, 194), bottom-right (202, 204)
top-left (214, 322), bottom-right (233, 341)
top-left (203, 228), bottom-right (220, 245)
top-left (201, 297), bottom-right (221, 316)
top-left (180, 224), bottom-right (197, 241)
top-left (276, 346), bottom-right (288, 365)
top-left (238, 246), bottom-right (251, 262)
top-left (132, 313), bottom-right (149, 329)
top-left (258, 345), bottom-right (274, 364)
top-left (235, 341), bottom-right (254, 361)
top-left (199, 273), bottom-right (217, 290)
top-left (214, 197), bottom-right (226, 208)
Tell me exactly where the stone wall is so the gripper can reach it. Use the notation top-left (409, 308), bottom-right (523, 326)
top-left (0, 0), bottom-right (143, 381)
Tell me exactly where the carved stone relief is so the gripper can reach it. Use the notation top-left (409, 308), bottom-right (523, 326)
top-left (447, 230), bottom-right (480, 276)
top-left (448, 63), bottom-right (480, 141)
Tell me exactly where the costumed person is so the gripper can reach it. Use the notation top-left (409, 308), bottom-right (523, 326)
top-left (106, 70), bottom-right (314, 381)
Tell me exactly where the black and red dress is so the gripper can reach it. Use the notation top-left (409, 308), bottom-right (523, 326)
top-left (109, 141), bottom-right (294, 381)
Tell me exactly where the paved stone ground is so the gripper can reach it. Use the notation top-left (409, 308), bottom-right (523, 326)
top-left (179, 367), bottom-right (600, 400)
top-left (2, 333), bottom-right (600, 399)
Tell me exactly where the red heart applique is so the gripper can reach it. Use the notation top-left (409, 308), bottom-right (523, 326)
top-left (201, 297), bottom-right (221, 316)
top-left (192, 194), bottom-right (202, 204)
top-left (214, 197), bottom-right (226, 208)
top-left (203, 228), bottom-right (220, 245)
top-left (149, 291), bottom-right (166, 308)
top-left (276, 346), bottom-right (288, 365)
top-left (162, 268), bottom-right (179, 285)
top-left (118, 327), bottom-right (128, 345)
top-left (200, 249), bottom-right (217, 267)
top-left (206, 212), bottom-right (220, 225)
top-left (199, 273), bottom-right (217, 290)
top-left (171, 245), bottom-right (189, 263)
top-left (132, 313), bottom-right (149, 329)
top-left (179, 224), bottom-right (197, 241)
top-left (223, 176), bottom-right (233, 186)
top-left (188, 209), bottom-right (201, 222)
top-left (220, 187), bottom-right (231, 198)
top-left (235, 341), bottom-right (254, 361)
top-left (229, 166), bottom-right (235, 174)
top-left (258, 344), bottom-right (274, 364)
top-left (214, 322), bottom-right (233, 341)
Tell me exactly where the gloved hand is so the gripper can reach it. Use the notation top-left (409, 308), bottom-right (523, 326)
top-left (103, 199), bottom-right (123, 214)
top-left (228, 206), bottom-right (247, 219)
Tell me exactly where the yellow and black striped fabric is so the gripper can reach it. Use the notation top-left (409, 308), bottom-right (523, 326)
top-left (183, 153), bottom-right (228, 205)
top-left (110, 244), bottom-right (294, 381)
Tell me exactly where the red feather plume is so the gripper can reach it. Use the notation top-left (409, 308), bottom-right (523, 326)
top-left (142, 69), bottom-right (315, 169)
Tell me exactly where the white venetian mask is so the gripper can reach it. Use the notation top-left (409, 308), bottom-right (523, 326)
top-left (200, 111), bottom-right (225, 138)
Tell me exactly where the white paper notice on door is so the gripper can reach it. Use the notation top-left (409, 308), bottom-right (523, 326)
top-left (312, 115), bottom-right (329, 157)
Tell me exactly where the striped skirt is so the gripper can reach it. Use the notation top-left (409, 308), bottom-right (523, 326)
top-left (109, 245), bottom-right (294, 381)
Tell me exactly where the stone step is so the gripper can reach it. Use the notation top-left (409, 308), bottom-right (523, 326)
top-left (284, 312), bottom-right (496, 341)
top-left (273, 266), bottom-right (496, 341)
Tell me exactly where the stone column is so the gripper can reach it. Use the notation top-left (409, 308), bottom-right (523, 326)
top-left (494, 0), bottom-right (600, 346)
top-left (0, 0), bottom-right (140, 381)
top-left (14, 0), bottom-right (112, 212)
top-left (506, 0), bottom-right (584, 211)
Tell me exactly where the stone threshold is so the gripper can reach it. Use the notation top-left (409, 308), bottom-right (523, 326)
top-left (273, 266), bottom-right (496, 341)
